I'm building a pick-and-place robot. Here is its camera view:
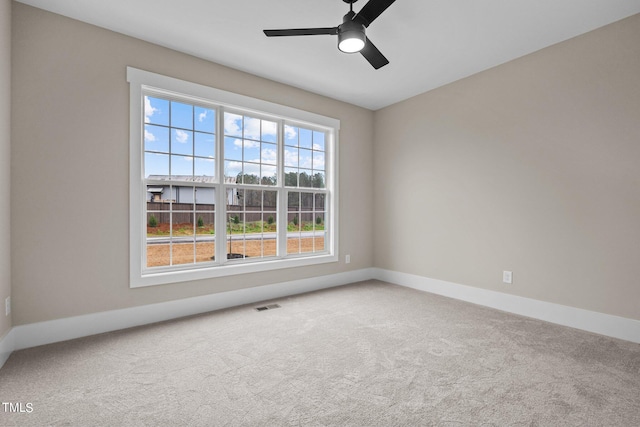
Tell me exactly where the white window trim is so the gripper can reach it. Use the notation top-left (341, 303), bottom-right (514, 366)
top-left (127, 67), bottom-right (339, 288)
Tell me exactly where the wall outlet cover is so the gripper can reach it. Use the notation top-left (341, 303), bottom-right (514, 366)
top-left (503, 271), bottom-right (513, 284)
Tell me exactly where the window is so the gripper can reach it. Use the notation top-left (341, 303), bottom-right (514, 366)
top-left (128, 68), bottom-right (339, 287)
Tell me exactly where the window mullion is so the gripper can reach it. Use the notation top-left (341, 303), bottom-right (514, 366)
top-left (277, 120), bottom-right (287, 258)
top-left (215, 107), bottom-right (226, 264)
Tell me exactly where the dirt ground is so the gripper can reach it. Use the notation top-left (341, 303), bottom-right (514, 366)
top-left (147, 237), bottom-right (324, 267)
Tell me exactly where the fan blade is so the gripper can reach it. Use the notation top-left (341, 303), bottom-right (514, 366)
top-left (360, 37), bottom-right (389, 69)
top-left (264, 27), bottom-right (338, 37)
top-left (353, 0), bottom-right (396, 27)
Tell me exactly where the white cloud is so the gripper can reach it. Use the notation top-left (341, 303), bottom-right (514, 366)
top-left (244, 163), bottom-right (260, 176)
top-left (243, 117), bottom-right (261, 140)
top-left (313, 153), bottom-right (325, 170)
top-left (237, 139), bottom-right (260, 149)
top-left (224, 113), bottom-right (242, 136)
top-left (224, 161), bottom-right (243, 177)
top-left (262, 120), bottom-right (277, 139)
top-left (175, 129), bottom-right (189, 143)
top-left (144, 129), bottom-right (156, 142)
top-left (225, 113), bottom-right (277, 141)
top-left (285, 125), bottom-right (297, 140)
top-left (198, 109), bottom-right (208, 123)
top-left (299, 150), bottom-right (313, 169)
top-left (261, 147), bottom-right (277, 164)
top-left (284, 148), bottom-right (298, 167)
top-left (144, 96), bottom-right (157, 122)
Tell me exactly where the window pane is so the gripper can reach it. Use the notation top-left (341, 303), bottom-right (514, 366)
top-left (146, 210), bottom-right (167, 233)
top-left (284, 147), bottom-right (298, 167)
top-left (194, 157), bottom-right (215, 178)
top-left (261, 165), bottom-right (277, 186)
top-left (172, 129), bottom-right (193, 156)
top-left (224, 137), bottom-right (242, 161)
top-left (145, 185), bottom-right (166, 205)
top-left (312, 171), bottom-right (325, 189)
top-left (262, 120), bottom-right (277, 143)
top-left (261, 143), bottom-right (277, 165)
top-left (313, 131), bottom-right (325, 151)
top-left (194, 107), bottom-right (215, 133)
top-left (173, 186), bottom-right (195, 204)
top-left (145, 96), bottom-right (169, 126)
top-left (300, 212), bottom-right (315, 253)
top-left (243, 140), bottom-right (260, 163)
top-left (196, 239), bottom-right (215, 264)
top-left (171, 101), bottom-right (193, 129)
top-left (145, 125), bottom-right (169, 153)
top-left (299, 170), bottom-right (313, 188)
top-left (227, 208), bottom-right (245, 259)
top-left (194, 199), bottom-right (215, 261)
top-left (171, 155), bottom-right (193, 178)
top-left (299, 149), bottom-right (312, 169)
top-left (243, 116), bottom-right (261, 140)
top-left (172, 211), bottom-right (194, 235)
top-left (224, 112), bottom-right (243, 137)
top-left (195, 187), bottom-right (215, 206)
top-left (313, 151), bottom-right (325, 171)
top-left (145, 152), bottom-right (169, 178)
top-left (195, 212), bottom-right (215, 236)
top-left (172, 242), bottom-right (195, 265)
top-left (284, 125), bottom-right (298, 146)
top-left (241, 163), bottom-right (260, 184)
top-left (264, 191), bottom-right (277, 210)
top-left (263, 235), bottom-right (277, 257)
top-left (301, 192), bottom-right (313, 210)
top-left (284, 169), bottom-right (298, 187)
top-left (224, 160), bottom-right (242, 181)
top-left (299, 128), bottom-right (312, 148)
top-left (288, 191), bottom-right (300, 209)
top-left (147, 241), bottom-right (170, 268)
top-left (194, 132), bottom-right (215, 158)
top-left (227, 188), bottom-right (243, 208)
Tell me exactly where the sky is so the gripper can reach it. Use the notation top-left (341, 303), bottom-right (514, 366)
top-left (143, 96), bottom-right (326, 183)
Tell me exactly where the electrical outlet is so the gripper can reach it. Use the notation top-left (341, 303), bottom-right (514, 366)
top-left (5, 296), bottom-right (10, 316)
top-left (345, 254), bottom-right (351, 264)
top-left (503, 271), bottom-right (513, 284)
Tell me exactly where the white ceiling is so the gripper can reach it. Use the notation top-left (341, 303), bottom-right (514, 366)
top-left (16, 0), bottom-right (640, 110)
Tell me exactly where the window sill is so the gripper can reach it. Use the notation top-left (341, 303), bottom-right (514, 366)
top-left (131, 253), bottom-right (339, 288)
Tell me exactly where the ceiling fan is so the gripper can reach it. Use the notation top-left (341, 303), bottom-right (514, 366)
top-left (263, 0), bottom-right (396, 70)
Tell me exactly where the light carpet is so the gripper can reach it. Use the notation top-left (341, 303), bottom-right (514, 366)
top-left (1, 280), bottom-right (639, 426)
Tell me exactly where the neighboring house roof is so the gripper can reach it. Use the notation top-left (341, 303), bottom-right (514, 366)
top-left (147, 175), bottom-right (221, 184)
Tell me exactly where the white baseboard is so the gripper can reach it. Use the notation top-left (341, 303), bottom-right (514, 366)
top-left (0, 328), bottom-right (15, 368)
top-left (374, 268), bottom-right (640, 344)
top-left (2, 267), bottom-right (639, 371)
top-left (5, 268), bottom-right (375, 359)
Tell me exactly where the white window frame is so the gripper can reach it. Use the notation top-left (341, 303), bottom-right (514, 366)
top-left (128, 67), bottom-right (339, 288)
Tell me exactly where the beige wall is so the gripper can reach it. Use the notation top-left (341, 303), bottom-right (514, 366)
top-left (9, 3), bottom-right (640, 329)
top-left (0, 0), bottom-right (11, 337)
top-left (10, 3), bottom-right (374, 325)
top-left (374, 14), bottom-right (640, 320)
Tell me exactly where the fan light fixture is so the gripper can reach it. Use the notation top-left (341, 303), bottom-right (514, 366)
top-left (263, 0), bottom-right (396, 69)
top-left (338, 20), bottom-right (366, 53)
